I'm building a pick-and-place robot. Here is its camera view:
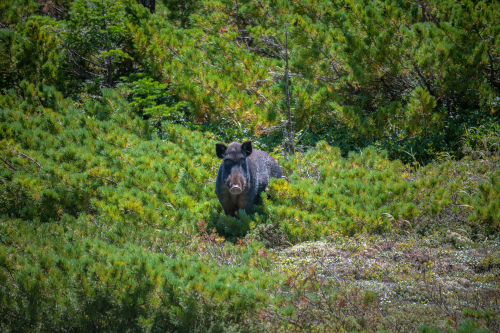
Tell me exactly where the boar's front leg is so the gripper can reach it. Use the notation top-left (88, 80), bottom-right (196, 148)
top-left (220, 190), bottom-right (238, 216)
top-left (224, 205), bottom-right (237, 217)
top-left (242, 193), bottom-right (256, 215)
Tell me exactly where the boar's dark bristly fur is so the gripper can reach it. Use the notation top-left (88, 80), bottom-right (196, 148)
top-left (215, 141), bottom-right (282, 216)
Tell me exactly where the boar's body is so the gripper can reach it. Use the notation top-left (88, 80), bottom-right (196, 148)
top-left (215, 141), bottom-right (282, 216)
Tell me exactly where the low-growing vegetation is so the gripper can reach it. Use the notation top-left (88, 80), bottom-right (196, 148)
top-left (267, 234), bottom-right (499, 332)
top-left (1, 82), bottom-right (499, 332)
top-left (1, 0), bottom-right (500, 331)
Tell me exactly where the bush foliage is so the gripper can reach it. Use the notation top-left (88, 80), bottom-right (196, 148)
top-left (0, 84), bottom-right (271, 331)
top-left (128, 0), bottom-right (500, 161)
top-left (2, 0), bottom-right (500, 161)
top-left (1, 0), bottom-right (500, 331)
top-left (1, 82), bottom-right (499, 331)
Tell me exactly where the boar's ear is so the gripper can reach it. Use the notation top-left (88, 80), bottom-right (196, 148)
top-left (215, 143), bottom-right (227, 159)
top-left (241, 141), bottom-right (253, 156)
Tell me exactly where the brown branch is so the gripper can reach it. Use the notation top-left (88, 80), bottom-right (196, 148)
top-left (285, 23), bottom-right (295, 155)
top-left (16, 151), bottom-right (42, 169)
top-left (1, 157), bottom-right (17, 171)
top-left (411, 60), bottom-right (436, 98)
top-left (98, 176), bottom-right (118, 185)
top-left (88, 174), bottom-right (119, 185)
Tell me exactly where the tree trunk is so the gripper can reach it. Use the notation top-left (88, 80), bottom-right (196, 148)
top-left (285, 23), bottom-right (294, 155)
top-left (107, 61), bottom-right (113, 86)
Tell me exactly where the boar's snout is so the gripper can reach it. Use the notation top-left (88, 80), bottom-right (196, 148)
top-left (227, 173), bottom-right (246, 195)
top-left (229, 185), bottom-right (242, 195)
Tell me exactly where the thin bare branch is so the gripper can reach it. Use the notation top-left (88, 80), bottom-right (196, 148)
top-left (1, 157), bottom-right (17, 172)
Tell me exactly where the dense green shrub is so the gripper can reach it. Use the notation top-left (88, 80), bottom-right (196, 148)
top-left (262, 141), bottom-right (500, 242)
top-left (462, 122), bottom-right (500, 157)
top-left (471, 170), bottom-right (500, 233)
top-left (0, 218), bottom-right (269, 332)
top-left (2, 82), bottom-right (498, 243)
top-left (0, 82), bottom-right (219, 230)
top-left (60, 0), bottom-right (149, 91)
top-left (2, 1), bottom-right (500, 331)
top-left (129, 0), bottom-right (500, 162)
top-left (1, 82), bottom-right (499, 331)
top-left (4, 0), bottom-right (498, 163)
top-left (0, 16), bottom-right (63, 90)
top-left (0, 83), bottom-right (275, 331)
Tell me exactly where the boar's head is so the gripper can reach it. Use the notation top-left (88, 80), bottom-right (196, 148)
top-left (215, 141), bottom-right (253, 195)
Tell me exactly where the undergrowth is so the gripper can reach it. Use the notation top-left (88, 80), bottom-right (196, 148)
top-left (1, 83), bottom-right (499, 332)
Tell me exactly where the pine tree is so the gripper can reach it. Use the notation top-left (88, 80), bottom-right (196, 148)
top-left (0, 16), bottom-right (62, 90)
top-left (60, 0), bottom-right (142, 88)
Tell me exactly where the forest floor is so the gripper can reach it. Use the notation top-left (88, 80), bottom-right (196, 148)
top-left (263, 231), bottom-right (500, 332)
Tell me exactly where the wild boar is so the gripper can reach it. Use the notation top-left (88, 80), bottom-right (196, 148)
top-left (215, 141), bottom-right (282, 216)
